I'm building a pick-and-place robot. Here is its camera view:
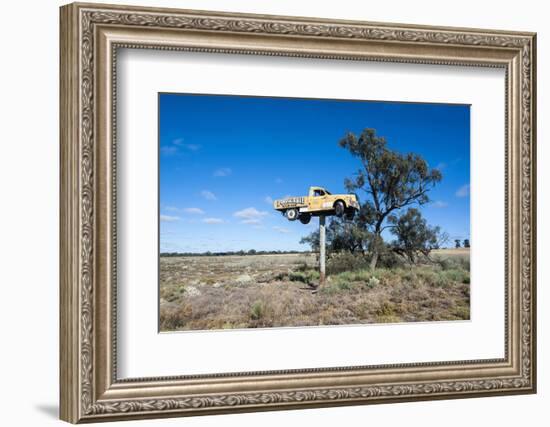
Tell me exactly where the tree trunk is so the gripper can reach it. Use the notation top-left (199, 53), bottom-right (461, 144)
top-left (370, 225), bottom-right (383, 271)
top-left (369, 250), bottom-right (379, 271)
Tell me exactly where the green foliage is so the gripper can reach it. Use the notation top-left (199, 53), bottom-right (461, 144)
top-left (340, 128), bottom-right (442, 269)
top-left (277, 269), bottom-right (320, 286)
top-left (368, 276), bottom-right (381, 287)
top-left (433, 255), bottom-right (470, 271)
top-left (300, 216), bottom-right (371, 255)
top-left (326, 252), bottom-right (371, 274)
top-left (389, 208), bottom-right (443, 263)
top-left (250, 301), bottom-right (265, 320)
top-left (339, 128), bottom-right (442, 210)
top-left (442, 268), bottom-right (470, 284)
top-left (326, 269), bottom-right (382, 293)
top-left (377, 251), bottom-right (405, 269)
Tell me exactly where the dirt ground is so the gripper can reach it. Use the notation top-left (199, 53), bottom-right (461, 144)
top-left (160, 250), bottom-right (470, 331)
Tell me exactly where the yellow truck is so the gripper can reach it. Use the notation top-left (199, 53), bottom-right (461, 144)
top-left (273, 186), bottom-right (359, 224)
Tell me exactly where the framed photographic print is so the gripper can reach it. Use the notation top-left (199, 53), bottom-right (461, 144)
top-left (60, 2), bottom-right (537, 423)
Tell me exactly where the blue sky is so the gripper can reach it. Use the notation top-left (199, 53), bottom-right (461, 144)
top-left (159, 93), bottom-right (470, 253)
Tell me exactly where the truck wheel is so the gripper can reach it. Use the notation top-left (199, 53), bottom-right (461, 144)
top-left (299, 214), bottom-right (311, 224)
top-left (285, 208), bottom-right (298, 221)
top-left (334, 201), bottom-right (345, 217)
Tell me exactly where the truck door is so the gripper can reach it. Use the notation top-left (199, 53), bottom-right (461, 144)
top-left (310, 188), bottom-right (326, 211)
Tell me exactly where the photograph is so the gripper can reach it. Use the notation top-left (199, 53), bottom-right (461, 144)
top-left (158, 93), bottom-right (471, 331)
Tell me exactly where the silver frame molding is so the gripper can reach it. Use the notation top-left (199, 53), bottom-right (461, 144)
top-left (60, 2), bottom-right (536, 423)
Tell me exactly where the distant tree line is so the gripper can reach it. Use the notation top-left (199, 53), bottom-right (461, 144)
top-left (160, 249), bottom-right (312, 257)
top-left (454, 239), bottom-right (470, 248)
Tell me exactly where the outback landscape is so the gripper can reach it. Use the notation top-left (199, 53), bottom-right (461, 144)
top-left (159, 95), bottom-right (471, 332)
top-left (160, 248), bottom-right (470, 331)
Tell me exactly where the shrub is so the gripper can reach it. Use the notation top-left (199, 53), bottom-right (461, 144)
top-left (414, 269), bottom-right (439, 286)
top-left (375, 301), bottom-right (401, 323)
top-left (378, 251), bottom-right (406, 269)
top-left (452, 305), bottom-right (470, 320)
top-left (326, 252), bottom-right (370, 274)
top-left (442, 268), bottom-right (470, 284)
top-left (433, 256), bottom-right (453, 270)
top-left (367, 276), bottom-right (380, 288)
top-left (337, 281), bottom-right (351, 290)
top-left (434, 274), bottom-right (452, 288)
top-left (159, 303), bottom-right (193, 330)
top-left (250, 301), bottom-right (265, 320)
top-left (293, 261), bottom-right (311, 272)
top-left (160, 309), bottom-right (184, 330)
top-left (288, 270), bottom-right (319, 285)
top-left (433, 255), bottom-right (470, 272)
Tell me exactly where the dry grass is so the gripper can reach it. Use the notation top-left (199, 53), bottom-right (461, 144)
top-left (159, 250), bottom-right (470, 331)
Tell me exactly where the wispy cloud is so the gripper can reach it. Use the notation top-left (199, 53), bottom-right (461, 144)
top-left (164, 206), bottom-right (205, 215)
top-left (273, 226), bottom-right (291, 234)
top-left (432, 200), bottom-right (449, 208)
top-left (275, 178), bottom-right (283, 184)
top-left (164, 206), bottom-right (180, 212)
top-left (161, 138), bottom-right (200, 155)
top-left (160, 146), bottom-right (178, 155)
top-left (202, 217), bottom-right (224, 224)
top-left (201, 190), bottom-right (217, 201)
top-left (264, 196), bottom-right (274, 205)
top-left (183, 207), bottom-right (204, 215)
top-left (160, 215), bottom-right (180, 222)
top-left (173, 138), bottom-right (201, 151)
top-left (234, 207), bottom-right (269, 224)
top-left (435, 162), bottom-right (447, 171)
top-left (456, 184), bottom-right (470, 198)
top-left (213, 167), bottom-right (232, 177)
top-left (241, 218), bottom-right (262, 225)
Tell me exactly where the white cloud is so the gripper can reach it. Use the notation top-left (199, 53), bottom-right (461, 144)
top-left (160, 215), bottom-right (180, 222)
top-left (435, 162), bottom-right (447, 171)
top-left (202, 217), bottom-right (224, 224)
top-left (183, 207), bottom-right (204, 215)
top-left (164, 206), bottom-right (205, 214)
top-left (234, 207), bottom-right (270, 225)
top-left (173, 138), bottom-right (200, 151)
top-left (455, 184), bottom-right (470, 198)
top-left (213, 167), bottom-right (232, 177)
top-left (160, 146), bottom-right (178, 155)
top-left (273, 226), bottom-right (291, 234)
top-left (161, 138), bottom-right (200, 155)
top-left (234, 207), bottom-right (269, 221)
top-left (201, 190), bottom-right (217, 201)
top-left (264, 196), bottom-right (273, 204)
top-left (432, 201), bottom-right (449, 208)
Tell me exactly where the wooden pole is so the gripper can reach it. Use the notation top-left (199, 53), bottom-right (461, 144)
top-left (319, 215), bottom-right (326, 286)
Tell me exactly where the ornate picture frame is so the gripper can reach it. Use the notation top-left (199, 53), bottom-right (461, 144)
top-left (60, 2), bottom-right (536, 423)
